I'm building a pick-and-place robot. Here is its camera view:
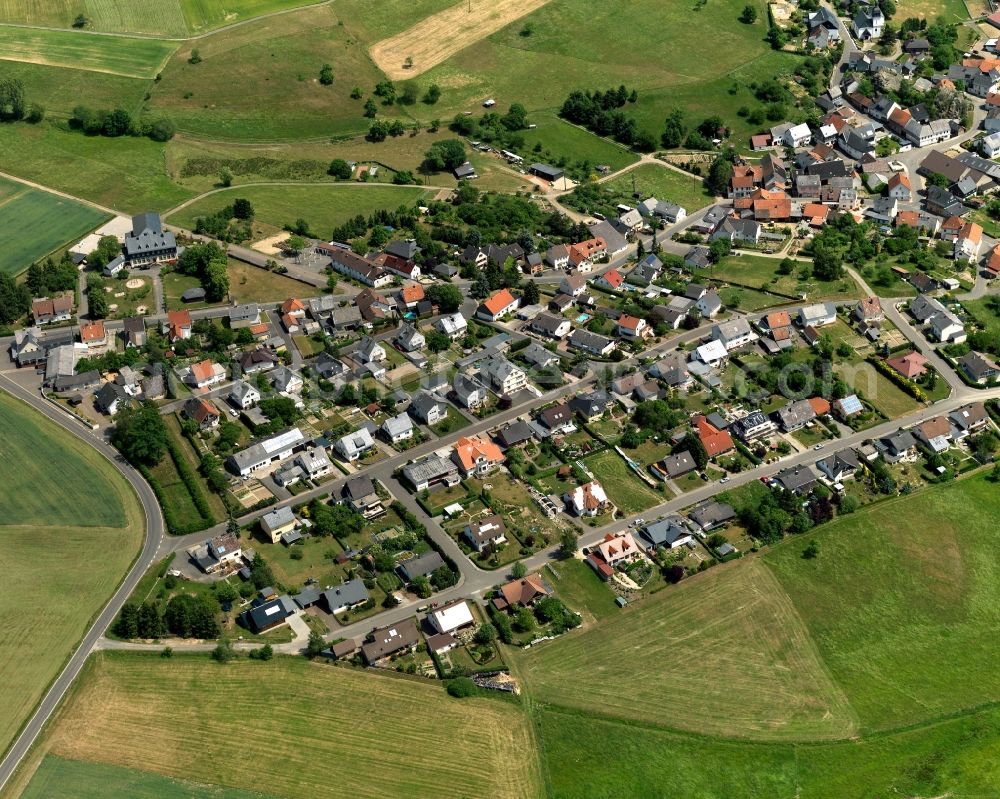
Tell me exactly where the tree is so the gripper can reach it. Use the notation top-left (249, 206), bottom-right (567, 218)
top-left (211, 639), bottom-right (237, 662)
top-left (178, 241), bottom-right (230, 302)
top-left (363, 98), bottom-right (377, 118)
top-left (328, 158), bottom-right (352, 179)
top-left (426, 283), bottom-right (463, 312)
top-left (305, 630), bottom-right (326, 658)
top-left (72, 13), bottom-right (88, 27)
top-left (0, 77), bottom-right (27, 121)
top-left (319, 63), bottom-right (334, 85)
top-left (87, 278), bottom-right (108, 319)
top-left (739, 4), bottom-right (758, 23)
top-left (249, 643), bottom-right (274, 660)
top-left (399, 82), bottom-right (418, 105)
top-left (709, 237), bottom-right (731, 263)
top-left (706, 152), bottom-right (735, 196)
top-left (114, 604), bottom-right (140, 639)
top-left (188, 48), bottom-right (202, 64)
top-left (422, 139), bottom-right (467, 173)
top-left (219, 167), bottom-right (233, 188)
top-left (285, 235), bottom-right (305, 256)
top-left (426, 330), bottom-right (451, 353)
top-left (447, 677), bottom-right (479, 697)
top-left (512, 606), bottom-right (535, 633)
top-left (474, 623), bottom-right (497, 645)
top-left (215, 581), bottom-right (239, 603)
top-left (511, 562), bottom-right (527, 580)
top-left (678, 431), bottom-right (708, 470)
top-left (661, 109), bottom-right (686, 149)
top-left (423, 84), bottom-right (441, 104)
top-left (521, 280), bottom-right (540, 305)
top-left (0, 272), bottom-right (29, 324)
top-left (232, 198), bottom-right (254, 220)
top-left (111, 403), bottom-right (168, 466)
top-left (164, 594), bottom-right (220, 638)
top-left (559, 529), bottom-right (578, 558)
top-left (802, 539), bottom-right (820, 559)
top-left (374, 79), bottom-right (396, 104)
top-left (766, 25), bottom-right (788, 49)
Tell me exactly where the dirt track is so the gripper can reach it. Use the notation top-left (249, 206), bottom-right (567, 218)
top-left (369, 0), bottom-right (551, 80)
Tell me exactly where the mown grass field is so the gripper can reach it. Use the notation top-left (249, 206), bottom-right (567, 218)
top-left (168, 184), bottom-right (432, 238)
top-left (0, 390), bottom-right (143, 762)
top-left (581, 449), bottom-right (663, 516)
top-left (180, 0), bottom-right (324, 32)
top-left (602, 162), bottom-right (713, 213)
top-left (764, 475), bottom-right (1000, 732)
top-left (21, 756), bottom-right (279, 799)
top-left (150, 5), bottom-right (401, 141)
top-left (22, 652), bottom-right (541, 799)
top-left (519, 112), bottom-right (638, 174)
top-left (515, 559), bottom-right (857, 741)
top-left (0, 0), bottom-right (189, 35)
top-left (0, 177), bottom-right (109, 275)
top-left (708, 254), bottom-right (864, 303)
top-left (537, 704), bottom-right (1000, 799)
top-left (0, 25), bottom-right (178, 78)
top-left (0, 123), bottom-right (193, 212)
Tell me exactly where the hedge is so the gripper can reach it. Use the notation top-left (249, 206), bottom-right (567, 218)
top-left (867, 356), bottom-right (927, 401)
top-left (138, 464), bottom-right (206, 536)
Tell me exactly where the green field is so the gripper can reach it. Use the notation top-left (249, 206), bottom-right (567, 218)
top-left (537, 704), bottom-right (1000, 799)
top-left (516, 559), bottom-right (856, 740)
top-left (708, 254), bottom-right (863, 303)
top-left (0, 25), bottom-right (178, 78)
top-left (0, 389), bottom-right (143, 761)
top-left (180, 0), bottom-right (324, 32)
top-left (581, 449), bottom-right (663, 516)
top-left (0, 124), bottom-right (193, 213)
top-left (519, 113), bottom-right (639, 174)
top-left (18, 652), bottom-right (541, 799)
top-left (169, 184), bottom-right (432, 239)
top-left (0, 177), bottom-right (109, 276)
top-left (0, 0), bottom-right (189, 35)
top-left (22, 756), bottom-right (279, 799)
top-left (603, 162), bottom-right (714, 213)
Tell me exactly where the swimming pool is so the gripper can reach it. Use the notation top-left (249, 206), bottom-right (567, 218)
top-left (576, 313), bottom-right (591, 323)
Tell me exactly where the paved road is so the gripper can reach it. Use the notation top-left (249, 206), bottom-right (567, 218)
top-left (0, 377), bottom-right (164, 792)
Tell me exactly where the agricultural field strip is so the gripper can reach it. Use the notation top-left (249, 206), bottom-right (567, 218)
top-left (0, 25), bottom-right (180, 78)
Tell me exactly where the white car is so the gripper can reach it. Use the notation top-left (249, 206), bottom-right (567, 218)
top-left (229, 409), bottom-right (239, 417)
top-left (720, 476), bottom-right (730, 484)
top-left (813, 443), bottom-right (825, 450)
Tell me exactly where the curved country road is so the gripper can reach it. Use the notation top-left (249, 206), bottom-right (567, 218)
top-left (0, 376), bottom-right (164, 792)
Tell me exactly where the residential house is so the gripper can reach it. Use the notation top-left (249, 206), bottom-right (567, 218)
top-left (568, 328), bottom-right (616, 357)
top-left (163, 309), bottom-right (192, 342)
top-left (323, 579), bottom-right (370, 615)
top-left (333, 427), bottom-right (376, 462)
top-left (521, 341), bottom-right (559, 370)
top-left (395, 323), bottom-right (426, 352)
top-left (949, 401), bottom-right (989, 437)
top-left (464, 514), bottom-right (508, 552)
top-left (879, 430), bottom-right (917, 462)
top-left (342, 475), bottom-right (385, 519)
top-left (260, 506), bottom-right (297, 544)
top-left (79, 320), bottom-right (109, 353)
top-left (854, 296), bottom-right (883, 323)
top-left (327, 248), bottom-right (392, 288)
top-left (530, 313), bottom-right (571, 340)
top-left (355, 288), bottom-right (394, 323)
top-left (568, 237), bottom-right (607, 270)
top-left (123, 212), bottom-right (176, 266)
top-left (185, 359), bottom-right (225, 389)
top-left (436, 312), bottom-right (467, 340)
top-left (401, 454), bottom-right (460, 492)
top-left (477, 288), bottom-right (520, 322)
top-left (710, 217), bottom-right (761, 245)
top-left (596, 532), bottom-right (642, 567)
top-left (774, 465), bottom-right (818, 495)
top-left (271, 366), bottom-right (303, 395)
top-left (695, 414), bottom-right (735, 457)
top-left (958, 350), bottom-right (999, 384)
top-left (492, 574), bottom-right (552, 611)
top-left (776, 398), bottom-right (817, 432)
top-left (295, 447), bottom-right (332, 481)
top-left (94, 382), bottom-right (129, 416)
top-left (31, 295), bottom-right (73, 326)
top-left (913, 415), bottom-right (953, 452)
top-left (227, 427), bottom-right (306, 477)
top-left (228, 303), bottom-right (260, 329)
top-left (886, 350), bottom-right (928, 379)
top-left (428, 600), bottom-right (475, 635)
top-left (638, 518), bottom-right (693, 551)
top-left (237, 347), bottom-right (279, 375)
top-left (563, 481), bottom-right (610, 517)
top-left (538, 402), bottom-right (574, 434)
top-left (559, 273), bottom-right (588, 298)
top-left (451, 434), bottom-right (505, 477)
top-left (816, 448), bottom-right (861, 482)
top-left (730, 410), bottom-right (777, 441)
top-left (798, 302), bottom-right (838, 328)
top-left (495, 419), bottom-right (535, 449)
top-left (569, 388), bottom-right (609, 422)
top-left (711, 318), bottom-right (756, 350)
top-left (397, 551), bottom-right (446, 582)
top-left (452, 373), bottom-right (489, 409)
top-left (409, 389), bottom-right (448, 425)
top-left (545, 244), bottom-right (570, 269)
top-left (594, 268), bottom-right (626, 292)
top-left (955, 222), bottom-right (984, 262)
top-left (229, 380), bottom-right (260, 409)
top-left (481, 354), bottom-right (527, 395)
top-left (887, 172), bottom-right (912, 202)
top-left (183, 397), bottom-right (220, 430)
top-left (688, 501), bottom-right (736, 531)
top-left (314, 352), bottom-right (348, 381)
top-left (616, 314), bottom-right (649, 339)
top-left (660, 450), bottom-right (696, 478)
top-left (361, 619), bottom-right (421, 665)
top-left (122, 316), bottom-right (146, 348)
top-left (696, 291), bottom-right (723, 319)
top-left (381, 412), bottom-right (415, 444)
top-left (355, 336), bottom-right (386, 364)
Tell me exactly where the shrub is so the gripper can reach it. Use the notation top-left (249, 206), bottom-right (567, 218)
top-left (446, 677), bottom-right (479, 698)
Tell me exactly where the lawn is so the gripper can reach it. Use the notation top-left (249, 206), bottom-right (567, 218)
top-left (0, 0), bottom-right (189, 35)
top-left (895, 0), bottom-right (970, 20)
top-left (543, 559), bottom-right (618, 624)
top-left (0, 390), bottom-right (143, 762)
top-left (169, 185), bottom-right (433, 241)
top-left (537, 704), bottom-right (1000, 799)
top-left (21, 756), bottom-right (279, 799)
top-left (0, 176), bottom-right (109, 276)
top-left (603, 162), bottom-right (714, 213)
top-left (518, 112), bottom-right (639, 174)
top-left (164, 413), bottom-right (228, 521)
top-left (21, 652), bottom-right (541, 799)
top-left (581, 449), bottom-right (663, 516)
top-left (180, 0), bottom-right (327, 32)
top-left (709, 254), bottom-right (863, 303)
top-left (227, 258), bottom-right (322, 304)
top-left (763, 474), bottom-right (1000, 733)
top-left (961, 295), bottom-right (1000, 337)
top-left (515, 558), bottom-right (857, 741)
top-left (0, 123), bottom-right (193, 213)
top-left (834, 358), bottom-right (921, 420)
top-left (0, 25), bottom-right (179, 78)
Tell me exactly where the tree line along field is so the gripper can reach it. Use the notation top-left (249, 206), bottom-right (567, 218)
top-left (0, 390), bottom-right (143, 764)
top-left (168, 184), bottom-right (434, 239)
top-left (0, 176), bottom-right (109, 275)
top-left (0, 25), bottom-right (179, 78)
top-left (12, 653), bottom-right (541, 799)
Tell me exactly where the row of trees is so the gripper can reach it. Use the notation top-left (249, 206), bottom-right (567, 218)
top-left (175, 241), bottom-right (230, 302)
top-left (559, 85), bottom-right (651, 149)
top-left (70, 105), bottom-right (175, 142)
top-left (114, 593), bottom-right (220, 640)
top-left (0, 77), bottom-right (42, 123)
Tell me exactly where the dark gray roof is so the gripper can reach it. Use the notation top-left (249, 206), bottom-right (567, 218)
top-left (124, 212), bottom-right (176, 257)
top-left (322, 579), bottom-right (370, 611)
top-left (398, 551), bottom-right (445, 581)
